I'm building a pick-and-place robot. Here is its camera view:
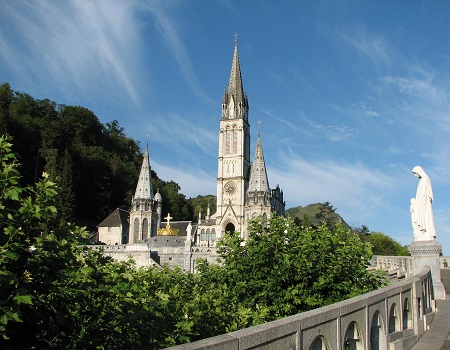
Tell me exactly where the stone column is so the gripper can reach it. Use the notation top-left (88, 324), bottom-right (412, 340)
top-left (409, 240), bottom-right (446, 299)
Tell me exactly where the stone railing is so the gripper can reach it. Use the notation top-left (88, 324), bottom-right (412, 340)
top-left (369, 255), bottom-right (412, 280)
top-left (168, 267), bottom-right (435, 350)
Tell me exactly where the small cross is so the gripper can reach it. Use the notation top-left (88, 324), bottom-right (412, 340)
top-left (234, 32), bottom-right (239, 46)
top-left (257, 120), bottom-right (261, 133)
top-left (146, 133), bottom-right (150, 140)
top-left (164, 213), bottom-right (173, 225)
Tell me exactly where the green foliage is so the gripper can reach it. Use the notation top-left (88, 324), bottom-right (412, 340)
top-left (2, 83), bottom-right (142, 227)
top-left (189, 194), bottom-right (217, 222)
top-left (152, 171), bottom-right (194, 221)
top-left (0, 135), bottom-right (202, 348)
top-left (205, 216), bottom-right (386, 324)
top-left (286, 202), bottom-right (351, 230)
top-left (0, 135), bottom-right (58, 340)
top-left (356, 228), bottom-right (409, 256)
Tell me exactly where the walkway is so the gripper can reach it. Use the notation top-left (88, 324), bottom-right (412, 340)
top-left (412, 269), bottom-right (450, 350)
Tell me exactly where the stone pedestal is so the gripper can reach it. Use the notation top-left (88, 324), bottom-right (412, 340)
top-left (409, 240), bottom-right (446, 299)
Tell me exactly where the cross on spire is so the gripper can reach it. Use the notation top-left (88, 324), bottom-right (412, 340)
top-left (234, 32), bottom-right (239, 46)
top-left (257, 120), bottom-right (261, 134)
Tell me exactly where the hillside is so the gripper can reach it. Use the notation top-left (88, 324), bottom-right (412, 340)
top-left (286, 202), bottom-right (351, 230)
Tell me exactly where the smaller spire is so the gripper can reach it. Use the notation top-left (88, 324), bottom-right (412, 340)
top-left (247, 126), bottom-right (269, 193)
top-left (133, 139), bottom-right (154, 200)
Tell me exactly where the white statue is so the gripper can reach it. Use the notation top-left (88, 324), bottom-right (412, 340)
top-left (411, 166), bottom-right (436, 241)
top-left (186, 222), bottom-right (192, 241)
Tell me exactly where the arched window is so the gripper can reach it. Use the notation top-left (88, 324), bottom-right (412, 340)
top-left (370, 311), bottom-right (386, 350)
top-left (309, 336), bottom-right (330, 350)
top-left (388, 304), bottom-right (399, 333)
top-left (225, 223), bottom-right (235, 235)
top-left (206, 229), bottom-right (210, 241)
top-left (142, 218), bottom-right (149, 241)
top-left (200, 229), bottom-right (206, 241)
top-left (211, 228), bottom-right (216, 241)
top-left (403, 298), bottom-right (411, 330)
top-left (343, 322), bottom-right (363, 350)
top-left (133, 218), bottom-right (139, 243)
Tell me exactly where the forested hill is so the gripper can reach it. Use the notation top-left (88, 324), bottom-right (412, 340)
top-left (0, 82), bottom-right (195, 229)
top-left (286, 202), bottom-right (351, 230)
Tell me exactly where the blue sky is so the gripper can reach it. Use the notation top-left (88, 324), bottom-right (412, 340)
top-left (1, 1), bottom-right (450, 253)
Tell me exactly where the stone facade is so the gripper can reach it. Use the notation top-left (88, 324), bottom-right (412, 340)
top-left (196, 39), bottom-right (285, 243)
top-left (94, 39), bottom-right (284, 270)
top-left (128, 143), bottom-right (162, 243)
top-left (97, 208), bottom-right (129, 245)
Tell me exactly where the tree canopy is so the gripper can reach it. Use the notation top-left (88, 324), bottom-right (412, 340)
top-left (0, 82), bottom-right (193, 229)
top-left (355, 226), bottom-right (409, 256)
top-left (0, 135), bottom-right (387, 348)
top-left (197, 216), bottom-right (386, 324)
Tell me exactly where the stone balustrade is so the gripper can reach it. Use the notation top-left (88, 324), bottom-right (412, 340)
top-left (168, 267), bottom-right (435, 350)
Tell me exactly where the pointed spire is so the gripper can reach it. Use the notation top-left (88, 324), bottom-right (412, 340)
top-left (134, 142), bottom-right (154, 199)
top-left (228, 36), bottom-right (245, 104)
top-left (247, 123), bottom-right (269, 193)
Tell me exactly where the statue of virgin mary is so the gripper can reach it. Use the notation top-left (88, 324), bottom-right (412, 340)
top-left (411, 166), bottom-right (436, 241)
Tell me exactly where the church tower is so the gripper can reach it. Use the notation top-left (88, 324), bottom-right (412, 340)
top-left (215, 36), bottom-right (251, 237)
top-left (244, 126), bottom-right (271, 238)
top-left (129, 142), bottom-right (162, 243)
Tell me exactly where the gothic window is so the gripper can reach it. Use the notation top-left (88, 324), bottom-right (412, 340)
top-left (233, 130), bottom-right (237, 153)
top-left (206, 229), bottom-right (210, 241)
top-left (226, 132), bottom-right (231, 155)
top-left (133, 218), bottom-right (139, 243)
top-left (142, 218), bottom-right (149, 240)
top-left (201, 229), bottom-right (206, 241)
top-left (211, 228), bottom-right (216, 241)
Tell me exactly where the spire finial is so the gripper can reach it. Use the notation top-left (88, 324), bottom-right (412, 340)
top-left (257, 120), bottom-right (261, 134)
top-left (234, 32), bottom-right (239, 47)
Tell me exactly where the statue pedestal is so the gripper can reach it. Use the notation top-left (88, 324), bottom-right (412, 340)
top-left (409, 240), bottom-right (446, 299)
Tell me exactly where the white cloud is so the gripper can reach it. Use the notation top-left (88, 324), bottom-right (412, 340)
top-left (268, 154), bottom-right (402, 225)
top-left (0, 0), bottom-right (143, 103)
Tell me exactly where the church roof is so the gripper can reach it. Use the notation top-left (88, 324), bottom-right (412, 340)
top-left (134, 142), bottom-right (154, 199)
top-left (97, 208), bottom-right (129, 228)
top-left (247, 130), bottom-right (269, 193)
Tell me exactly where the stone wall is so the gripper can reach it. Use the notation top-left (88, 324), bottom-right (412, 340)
top-left (168, 267), bottom-right (435, 350)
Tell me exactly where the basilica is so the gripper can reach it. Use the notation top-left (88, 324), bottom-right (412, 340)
top-left (96, 39), bottom-right (285, 269)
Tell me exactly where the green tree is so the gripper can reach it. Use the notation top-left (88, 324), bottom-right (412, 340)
top-left (152, 171), bottom-right (194, 221)
top-left (0, 135), bottom-right (202, 349)
top-left (356, 228), bottom-right (409, 256)
top-left (189, 194), bottom-right (217, 222)
top-left (0, 83), bottom-right (13, 133)
top-left (206, 216), bottom-right (386, 324)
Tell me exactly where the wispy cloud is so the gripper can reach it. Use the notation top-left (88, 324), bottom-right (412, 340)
top-left (269, 154), bottom-right (403, 225)
top-left (337, 27), bottom-right (391, 67)
top-left (140, 2), bottom-right (211, 103)
top-left (0, 0), bottom-right (143, 103)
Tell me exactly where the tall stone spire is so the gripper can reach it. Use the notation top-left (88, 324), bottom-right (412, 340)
top-left (228, 35), bottom-right (245, 103)
top-left (134, 142), bottom-right (154, 199)
top-left (247, 124), bottom-right (269, 193)
top-left (222, 34), bottom-right (248, 120)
